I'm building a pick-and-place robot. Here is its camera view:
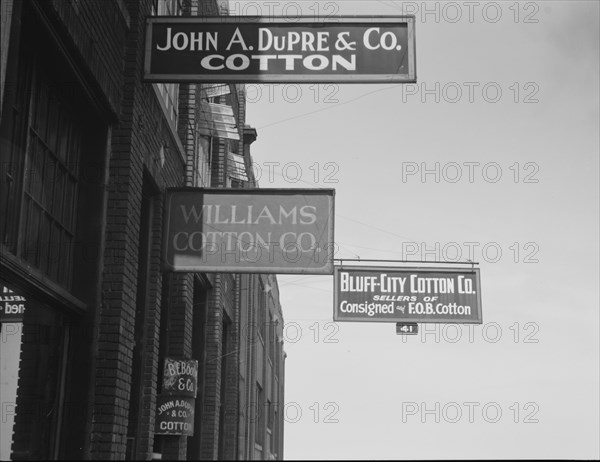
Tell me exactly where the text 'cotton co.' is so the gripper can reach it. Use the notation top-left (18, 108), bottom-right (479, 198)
top-left (339, 273), bottom-right (476, 294)
top-left (163, 189), bottom-right (335, 274)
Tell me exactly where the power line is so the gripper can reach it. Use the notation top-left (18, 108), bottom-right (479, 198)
top-left (255, 84), bottom-right (404, 130)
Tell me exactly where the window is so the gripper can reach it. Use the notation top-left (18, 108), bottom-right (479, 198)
top-left (258, 279), bottom-right (266, 341)
top-left (275, 335), bottom-right (281, 378)
top-left (269, 401), bottom-right (276, 455)
top-left (209, 136), bottom-right (225, 187)
top-left (217, 317), bottom-right (231, 459)
top-left (227, 151), bottom-right (248, 188)
top-left (152, 0), bottom-right (180, 128)
top-left (186, 277), bottom-right (208, 459)
top-left (268, 316), bottom-right (277, 365)
top-left (126, 174), bottom-right (158, 460)
top-left (255, 384), bottom-right (264, 448)
top-left (8, 299), bottom-right (71, 459)
top-left (20, 72), bottom-right (82, 288)
top-left (272, 406), bottom-right (278, 457)
top-left (194, 133), bottom-right (212, 187)
top-left (267, 399), bottom-right (273, 432)
top-left (0, 59), bottom-right (83, 290)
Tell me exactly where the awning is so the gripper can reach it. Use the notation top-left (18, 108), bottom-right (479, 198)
top-left (197, 102), bottom-right (239, 140)
top-left (200, 84), bottom-right (231, 99)
top-left (227, 151), bottom-right (248, 181)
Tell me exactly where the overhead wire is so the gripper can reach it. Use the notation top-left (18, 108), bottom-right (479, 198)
top-left (255, 83), bottom-right (405, 130)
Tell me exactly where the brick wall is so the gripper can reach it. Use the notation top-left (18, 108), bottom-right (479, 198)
top-left (222, 273), bottom-right (240, 460)
top-left (200, 273), bottom-right (224, 459)
top-left (42, 0), bottom-right (128, 117)
top-left (3, 1), bottom-right (287, 459)
top-left (91, 0), bottom-right (190, 458)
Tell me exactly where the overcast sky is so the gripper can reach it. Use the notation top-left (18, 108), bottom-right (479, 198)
top-left (238, 1), bottom-right (599, 459)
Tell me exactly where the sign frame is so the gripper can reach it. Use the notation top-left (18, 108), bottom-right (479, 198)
top-left (144, 15), bottom-right (416, 83)
top-left (333, 265), bottom-right (482, 324)
top-left (163, 187), bottom-right (335, 275)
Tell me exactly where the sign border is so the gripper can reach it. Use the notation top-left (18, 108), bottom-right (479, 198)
top-left (162, 187), bottom-right (335, 274)
top-left (144, 15), bottom-right (416, 83)
top-left (333, 265), bottom-right (482, 324)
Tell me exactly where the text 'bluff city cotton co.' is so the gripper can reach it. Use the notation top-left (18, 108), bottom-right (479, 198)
top-left (334, 267), bottom-right (482, 323)
top-left (144, 16), bottom-right (416, 83)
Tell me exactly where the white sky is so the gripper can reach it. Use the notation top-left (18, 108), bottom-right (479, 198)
top-left (238, 1), bottom-right (599, 459)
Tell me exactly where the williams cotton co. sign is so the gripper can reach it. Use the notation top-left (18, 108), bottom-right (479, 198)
top-left (334, 266), bottom-right (482, 323)
top-left (163, 188), bottom-right (335, 274)
top-left (144, 16), bottom-right (416, 83)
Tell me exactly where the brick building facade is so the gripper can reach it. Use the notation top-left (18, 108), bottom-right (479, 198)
top-left (0, 0), bottom-right (285, 459)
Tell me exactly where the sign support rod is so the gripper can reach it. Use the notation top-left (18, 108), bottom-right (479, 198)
top-left (334, 258), bottom-right (479, 265)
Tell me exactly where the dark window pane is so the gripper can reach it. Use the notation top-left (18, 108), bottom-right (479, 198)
top-left (46, 100), bottom-right (59, 152)
top-left (52, 167), bottom-right (65, 221)
top-left (23, 200), bottom-right (41, 266)
top-left (17, 70), bottom-right (82, 290)
top-left (62, 180), bottom-right (76, 232)
top-left (47, 222), bottom-right (60, 281)
top-left (60, 234), bottom-right (73, 286)
top-left (34, 81), bottom-right (49, 136)
top-left (67, 126), bottom-right (81, 169)
top-left (41, 156), bottom-right (55, 210)
top-left (26, 136), bottom-right (44, 201)
top-left (38, 211), bottom-right (51, 274)
top-left (57, 114), bottom-right (70, 164)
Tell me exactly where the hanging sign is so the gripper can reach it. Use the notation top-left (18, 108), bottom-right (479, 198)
top-left (163, 188), bottom-right (335, 274)
top-left (200, 102), bottom-right (234, 117)
top-left (162, 358), bottom-right (198, 398)
top-left (0, 286), bottom-right (26, 323)
top-left (155, 395), bottom-right (195, 436)
top-left (334, 266), bottom-right (482, 323)
top-left (155, 358), bottom-right (198, 436)
top-left (200, 83), bottom-right (231, 99)
top-left (144, 16), bottom-right (416, 83)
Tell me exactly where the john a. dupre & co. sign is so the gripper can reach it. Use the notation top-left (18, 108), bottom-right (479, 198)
top-left (155, 395), bottom-right (195, 436)
top-left (155, 358), bottom-right (198, 436)
top-left (163, 188), bottom-right (335, 274)
top-left (144, 16), bottom-right (416, 83)
top-left (334, 266), bottom-right (482, 323)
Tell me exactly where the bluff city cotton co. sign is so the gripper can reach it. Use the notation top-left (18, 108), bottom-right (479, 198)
top-left (164, 188), bottom-right (335, 274)
top-left (334, 266), bottom-right (482, 323)
top-left (144, 16), bottom-right (416, 83)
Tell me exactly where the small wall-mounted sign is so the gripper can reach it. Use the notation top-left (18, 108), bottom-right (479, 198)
top-left (162, 358), bottom-right (198, 398)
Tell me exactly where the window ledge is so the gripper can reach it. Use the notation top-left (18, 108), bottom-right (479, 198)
top-left (1, 246), bottom-right (87, 314)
